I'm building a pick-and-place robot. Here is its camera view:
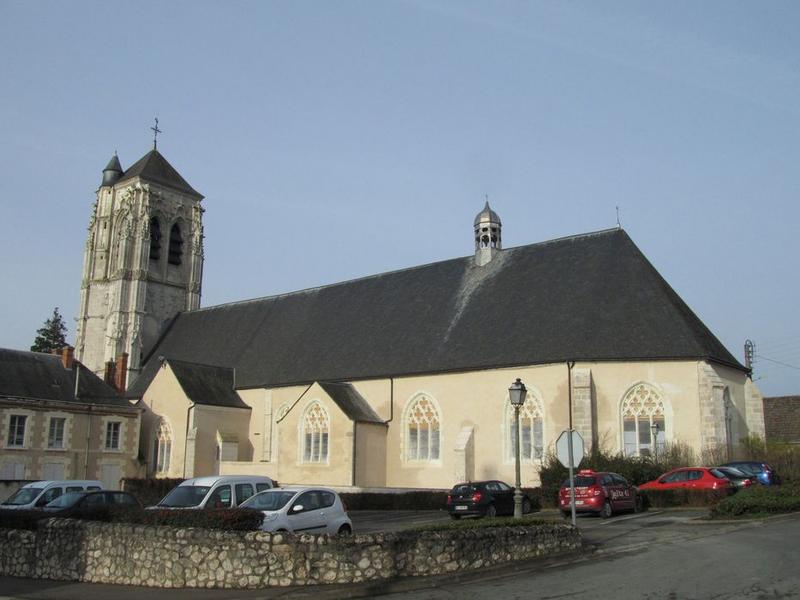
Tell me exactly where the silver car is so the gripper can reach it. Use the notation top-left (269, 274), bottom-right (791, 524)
top-left (240, 486), bottom-right (353, 535)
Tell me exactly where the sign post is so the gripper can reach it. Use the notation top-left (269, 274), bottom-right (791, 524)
top-left (556, 429), bottom-right (584, 527)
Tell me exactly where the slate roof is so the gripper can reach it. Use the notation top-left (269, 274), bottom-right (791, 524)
top-left (763, 396), bottom-right (800, 443)
top-left (128, 359), bottom-right (247, 409)
top-left (319, 382), bottom-right (384, 424)
top-left (0, 348), bottom-right (131, 407)
top-left (116, 150), bottom-right (202, 198)
top-left (137, 228), bottom-right (744, 391)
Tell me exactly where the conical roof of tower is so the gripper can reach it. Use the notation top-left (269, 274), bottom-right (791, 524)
top-left (104, 153), bottom-right (122, 173)
top-left (474, 201), bottom-right (501, 227)
top-left (116, 149), bottom-right (202, 198)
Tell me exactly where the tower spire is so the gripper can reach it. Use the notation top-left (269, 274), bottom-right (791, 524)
top-left (151, 117), bottom-right (162, 150)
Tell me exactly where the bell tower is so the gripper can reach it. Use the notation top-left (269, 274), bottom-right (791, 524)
top-left (75, 145), bottom-right (204, 384)
top-left (474, 200), bottom-right (502, 266)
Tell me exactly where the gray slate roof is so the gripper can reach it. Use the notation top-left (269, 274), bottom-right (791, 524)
top-left (319, 382), bottom-right (384, 424)
top-left (0, 348), bottom-right (130, 407)
top-left (116, 150), bottom-right (202, 198)
top-left (128, 359), bottom-right (248, 409)
top-left (138, 228), bottom-right (744, 391)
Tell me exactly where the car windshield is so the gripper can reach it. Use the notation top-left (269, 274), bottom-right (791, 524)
top-left (561, 476), bottom-right (597, 487)
top-left (158, 486), bottom-right (211, 508)
top-left (241, 490), bottom-right (296, 511)
top-left (2, 487), bottom-right (44, 505)
top-left (45, 492), bottom-right (86, 509)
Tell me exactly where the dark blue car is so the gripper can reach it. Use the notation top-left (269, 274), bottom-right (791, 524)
top-left (720, 461), bottom-right (779, 486)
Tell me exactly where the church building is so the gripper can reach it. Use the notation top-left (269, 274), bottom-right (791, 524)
top-left (79, 145), bottom-right (764, 490)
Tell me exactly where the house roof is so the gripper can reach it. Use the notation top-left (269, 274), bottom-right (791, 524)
top-left (0, 348), bottom-right (130, 407)
top-left (116, 150), bottom-right (202, 198)
top-left (763, 396), bottom-right (800, 443)
top-left (136, 228), bottom-right (744, 391)
top-left (319, 382), bottom-right (384, 424)
top-left (129, 359), bottom-right (247, 409)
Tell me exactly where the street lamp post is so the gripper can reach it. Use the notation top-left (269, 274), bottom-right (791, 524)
top-left (650, 422), bottom-right (660, 463)
top-left (509, 378), bottom-right (527, 519)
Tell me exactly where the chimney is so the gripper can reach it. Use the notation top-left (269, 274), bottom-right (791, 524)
top-left (104, 360), bottom-right (116, 387)
top-left (114, 353), bottom-right (128, 394)
top-left (60, 346), bottom-right (75, 369)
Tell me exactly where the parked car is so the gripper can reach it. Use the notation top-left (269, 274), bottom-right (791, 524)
top-left (42, 490), bottom-right (142, 517)
top-left (1, 480), bottom-right (103, 510)
top-left (446, 480), bottom-right (533, 519)
top-left (152, 475), bottom-right (275, 509)
top-left (714, 466), bottom-right (756, 489)
top-left (720, 461), bottom-right (780, 486)
top-left (638, 467), bottom-right (734, 492)
top-left (239, 486), bottom-right (352, 534)
top-left (558, 470), bottom-right (640, 518)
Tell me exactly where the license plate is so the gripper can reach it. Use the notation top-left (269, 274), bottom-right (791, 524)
top-left (455, 505), bottom-right (468, 511)
top-left (575, 500), bottom-right (584, 505)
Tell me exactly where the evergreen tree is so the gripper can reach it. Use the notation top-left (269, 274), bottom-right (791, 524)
top-left (31, 307), bottom-right (68, 353)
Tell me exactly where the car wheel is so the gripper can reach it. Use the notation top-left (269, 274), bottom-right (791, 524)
top-left (601, 501), bottom-right (613, 519)
top-left (522, 498), bottom-right (532, 514)
top-left (485, 504), bottom-right (497, 518)
top-left (337, 524), bottom-right (352, 535)
top-left (450, 514), bottom-right (461, 520)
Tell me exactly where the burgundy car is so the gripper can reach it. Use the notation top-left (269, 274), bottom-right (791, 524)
top-left (638, 467), bottom-right (734, 492)
top-left (559, 470), bottom-right (639, 518)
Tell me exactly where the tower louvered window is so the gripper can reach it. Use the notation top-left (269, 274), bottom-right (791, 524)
top-left (149, 218), bottom-right (161, 260)
top-left (168, 223), bottom-right (183, 265)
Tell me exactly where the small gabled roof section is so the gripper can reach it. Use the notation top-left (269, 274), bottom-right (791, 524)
top-left (318, 382), bottom-right (384, 424)
top-left (0, 348), bottom-right (129, 407)
top-left (166, 359), bottom-right (247, 409)
top-left (116, 149), bottom-right (202, 198)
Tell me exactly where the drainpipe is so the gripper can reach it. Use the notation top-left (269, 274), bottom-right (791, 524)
top-left (183, 403), bottom-right (195, 478)
top-left (351, 422), bottom-right (358, 487)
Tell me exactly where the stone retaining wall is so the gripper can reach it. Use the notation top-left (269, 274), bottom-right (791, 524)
top-left (0, 519), bottom-right (581, 588)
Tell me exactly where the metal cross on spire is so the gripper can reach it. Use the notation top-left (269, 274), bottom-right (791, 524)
top-left (151, 117), bottom-right (162, 150)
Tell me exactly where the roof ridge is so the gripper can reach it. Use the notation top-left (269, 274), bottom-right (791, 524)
top-left (192, 227), bottom-right (625, 314)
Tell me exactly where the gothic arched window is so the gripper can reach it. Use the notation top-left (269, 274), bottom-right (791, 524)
top-left (149, 217), bottom-right (161, 261)
top-left (301, 403), bottom-right (329, 463)
top-left (507, 392), bottom-right (544, 462)
top-left (621, 384), bottom-right (666, 457)
top-left (168, 223), bottom-right (183, 265)
top-left (404, 394), bottom-right (441, 461)
top-left (153, 420), bottom-right (172, 474)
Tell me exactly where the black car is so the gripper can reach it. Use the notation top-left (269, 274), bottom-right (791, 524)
top-left (43, 490), bottom-right (142, 517)
top-left (720, 461), bottom-right (780, 486)
top-left (714, 466), bottom-right (756, 489)
top-left (446, 480), bottom-right (533, 519)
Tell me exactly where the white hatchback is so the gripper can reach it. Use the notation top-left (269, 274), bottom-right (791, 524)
top-left (240, 486), bottom-right (353, 535)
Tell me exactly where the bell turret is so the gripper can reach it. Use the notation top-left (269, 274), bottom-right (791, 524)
top-left (474, 201), bottom-right (502, 266)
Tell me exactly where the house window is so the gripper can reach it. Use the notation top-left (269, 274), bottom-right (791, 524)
top-left (168, 223), bottom-right (183, 265)
top-left (621, 384), bottom-right (666, 457)
top-left (301, 403), bottom-right (329, 463)
top-left (7, 415), bottom-right (27, 448)
top-left (149, 217), bottom-right (161, 260)
top-left (105, 421), bottom-right (121, 450)
top-left (508, 393), bottom-right (544, 461)
top-left (405, 395), bottom-right (440, 461)
top-left (48, 417), bottom-right (66, 449)
top-left (154, 420), bottom-right (172, 474)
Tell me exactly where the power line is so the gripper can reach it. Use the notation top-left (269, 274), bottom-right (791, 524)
top-left (755, 355), bottom-right (800, 371)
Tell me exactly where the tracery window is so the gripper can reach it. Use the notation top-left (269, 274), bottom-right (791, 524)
top-left (154, 420), bottom-right (172, 474)
top-left (301, 403), bottom-right (329, 463)
top-left (621, 384), bottom-right (666, 457)
top-left (508, 393), bottom-right (544, 461)
top-left (168, 223), bottom-right (183, 265)
top-left (405, 395), bottom-right (440, 461)
top-left (149, 217), bottom-right (161, 261)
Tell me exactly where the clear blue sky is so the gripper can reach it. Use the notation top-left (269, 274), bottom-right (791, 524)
top-left (0, 1), bottom-right (797, 395)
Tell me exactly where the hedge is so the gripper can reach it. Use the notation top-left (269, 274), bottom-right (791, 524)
top-left (711, 483), bottom-right (800, 518)
top-left (0, 507), bottom-right (265, 531)
top-left (639, 488), bottom-right (733, 509)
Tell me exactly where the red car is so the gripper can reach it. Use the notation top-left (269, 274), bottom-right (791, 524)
top-left (638, 467), bottom-right (734, 491)
top-left (559, 469), bottom-right (640, 518)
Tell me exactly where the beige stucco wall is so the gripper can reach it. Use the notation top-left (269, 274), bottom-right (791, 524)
top-left (0, 402), bottom-right (141, 487)
top-left (354, 423), bottom-right (388, 487)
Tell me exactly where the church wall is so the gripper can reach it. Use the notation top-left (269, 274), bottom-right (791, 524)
top-left (191, 405), bottom-right (252, 476)
top-left (354, 423), bottom-right (388, 487)
top-left (136, 364), bottom-right (192, 478)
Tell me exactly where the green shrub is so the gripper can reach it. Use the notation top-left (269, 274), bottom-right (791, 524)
top-left (711, 483), bottom-right (800, 518)
top-left (121, 478), bottom-right (184, 507)
top-left (733, 437), bottom-right (800, 484)
top-left (406, 515), bottom-right (551, 533)
top-left (640, 488), bottom-right (732, 509)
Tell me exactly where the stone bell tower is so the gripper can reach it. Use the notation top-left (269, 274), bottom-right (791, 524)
top-left (75, 144), bottom-right (204, 384)
top-left (474, 200), bottom-right (502, 266)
